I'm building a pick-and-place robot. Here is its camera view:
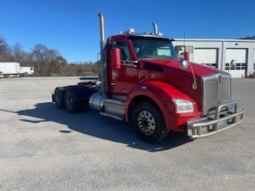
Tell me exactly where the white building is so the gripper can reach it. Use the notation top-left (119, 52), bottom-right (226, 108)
top-left (173, 39), bottom-right (255, 78)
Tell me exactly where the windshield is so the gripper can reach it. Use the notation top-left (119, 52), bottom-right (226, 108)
top-left (130, 37), bottom-right (177, 59)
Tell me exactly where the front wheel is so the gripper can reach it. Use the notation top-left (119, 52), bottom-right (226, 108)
top-left (132, 102), bottom-right (169, 143)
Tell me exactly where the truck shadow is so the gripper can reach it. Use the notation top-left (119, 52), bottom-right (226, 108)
top-left (14, 102), bottom-right (192, 152)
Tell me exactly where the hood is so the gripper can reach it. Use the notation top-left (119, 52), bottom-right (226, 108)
top-left (139, 58), bottom-right (229, 78)
top-left (138, 58), bottom-right (231, 112)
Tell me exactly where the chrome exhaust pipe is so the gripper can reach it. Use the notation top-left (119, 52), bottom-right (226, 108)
top-left (98, 12), bottom-right (105, 52)
top-left (152, 22), bottom-right (158, 34)
top-left (98, 12), bottom-right (107, 95)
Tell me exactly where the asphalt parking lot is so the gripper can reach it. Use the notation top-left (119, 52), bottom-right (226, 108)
top-left (0, 77), bottom-right (254, 191)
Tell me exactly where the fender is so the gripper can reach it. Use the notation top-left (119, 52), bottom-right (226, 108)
top-left (66, 85), bottom-right (89, 101)
top-left (125, 80), bottom-right (202, 132)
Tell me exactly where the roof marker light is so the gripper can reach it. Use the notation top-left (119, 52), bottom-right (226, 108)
top-left (127, 28), bottom-right (135, 33)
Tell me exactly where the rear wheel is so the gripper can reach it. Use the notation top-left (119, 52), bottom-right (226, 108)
top-left (54, 87), bottom-right (65, 109)
top-left (132, 102), bottom-right (169, 143)
top-left (64, 86), bottom-right (88, 113)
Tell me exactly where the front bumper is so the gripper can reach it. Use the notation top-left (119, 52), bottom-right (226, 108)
top-left (187, 101), bottom-right (244, 139)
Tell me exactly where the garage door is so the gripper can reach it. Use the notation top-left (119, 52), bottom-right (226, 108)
top-left (194, 49), bottom-right (218, 68)
top-left (254, 49), bottom-right (255, 70)
top-left (225, 49), bottom-right (247, 78)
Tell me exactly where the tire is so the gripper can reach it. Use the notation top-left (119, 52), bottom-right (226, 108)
top-left (64, 86), bottom-right (88, 113)
top-left (132, 102), bottom-right (169, 143)
top-left (54, 87), bottom-right (66, 109)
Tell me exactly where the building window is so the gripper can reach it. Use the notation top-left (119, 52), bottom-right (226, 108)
top-left (225, 62), bottom-right (246, 70)
top-left (203, 63), bottom-right (217, 68)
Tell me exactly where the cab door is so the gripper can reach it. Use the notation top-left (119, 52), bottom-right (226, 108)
top-left (109, 41), bottom-right (138, 96)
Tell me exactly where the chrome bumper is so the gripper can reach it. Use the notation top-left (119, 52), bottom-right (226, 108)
top-left (187, 101), bottom-right (244, 139)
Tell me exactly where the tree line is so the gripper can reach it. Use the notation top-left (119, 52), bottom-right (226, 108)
top-left (0, 36), bottom-right (100, 76)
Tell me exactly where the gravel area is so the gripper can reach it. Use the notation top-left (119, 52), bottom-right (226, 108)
top-left (0, 77), bottom-right (254, 191)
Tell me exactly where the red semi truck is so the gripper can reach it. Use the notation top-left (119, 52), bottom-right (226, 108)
top-left (52, 13), bottom-right (244, 143)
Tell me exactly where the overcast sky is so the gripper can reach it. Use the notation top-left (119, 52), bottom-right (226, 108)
top-left (1, 0), bottom-right (254, 63)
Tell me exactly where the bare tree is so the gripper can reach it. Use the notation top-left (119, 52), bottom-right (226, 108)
top-left (1, 37), bottom-right (100, 76)
top-left (29, 44), bottom-right (64, 75)
top-left (0, 36), bottom-right (12, 61)
top-left (12, 43), bottom-right (30, 64)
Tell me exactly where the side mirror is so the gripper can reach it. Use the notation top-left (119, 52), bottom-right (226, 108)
top-left (179, 59), bottom-right (197, 89)
top-left (180, 59), bottom-right (188, 70)
top-left (228, 60), bottom-right (237, 72)
top-left (111, 48), bottom-right (121, 69)
top-left (230, 60), bottom-right (237, 67)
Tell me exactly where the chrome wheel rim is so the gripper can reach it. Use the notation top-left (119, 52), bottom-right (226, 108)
top-left (137, 110), bottom-right (156, 136)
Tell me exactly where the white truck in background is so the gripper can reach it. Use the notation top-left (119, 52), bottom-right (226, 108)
top-left (20, 66), bottom-right (34, 76)
top-left (0, 62), bottom-right (20, 77)
top-left (0, 62), bottom-right (34, 78)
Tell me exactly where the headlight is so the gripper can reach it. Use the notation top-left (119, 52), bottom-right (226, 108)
top-left (172, 99), bottom-right (194, 113)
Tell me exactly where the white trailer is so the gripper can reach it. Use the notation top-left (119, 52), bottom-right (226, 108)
top-left (0, 62), bottom-right (20, 77)
top-left (20, 67), bottom-right (34, 76)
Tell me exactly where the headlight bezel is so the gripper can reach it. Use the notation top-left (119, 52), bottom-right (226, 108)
top-left (172, 99), bottom-right (194, 113)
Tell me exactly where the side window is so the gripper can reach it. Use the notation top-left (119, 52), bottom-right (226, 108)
top-left (112, 42), bottom-right (130, 61)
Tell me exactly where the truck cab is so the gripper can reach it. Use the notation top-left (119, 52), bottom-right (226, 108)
top-left (106, 32), bottom-right (177, 96)
top-left (52, 13), bottom-right (244, 143)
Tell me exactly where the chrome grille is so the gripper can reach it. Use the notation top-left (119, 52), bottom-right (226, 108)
top-left (202, 73), bottom-right (232, 115)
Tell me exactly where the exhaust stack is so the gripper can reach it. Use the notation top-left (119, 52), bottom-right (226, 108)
top-left (98, 12), bottom-right (107, 95)
top-left (98, 12), bottom-right (105, 53)
top-left (152, 22), bottom-right (158, 34)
